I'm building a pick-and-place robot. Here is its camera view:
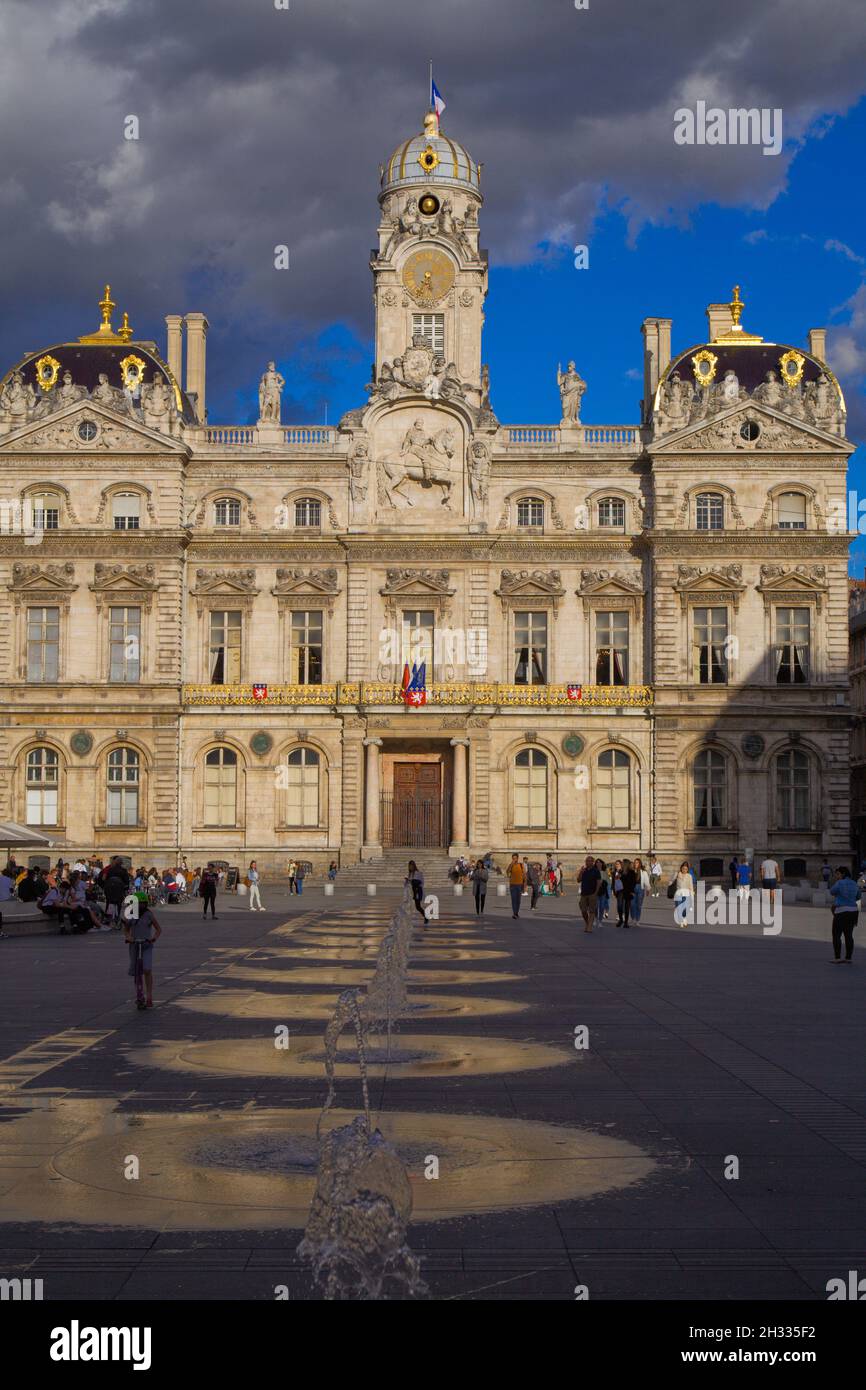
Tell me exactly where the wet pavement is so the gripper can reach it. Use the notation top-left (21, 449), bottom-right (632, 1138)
top-left (0, 884), bottom-right (864, 1300)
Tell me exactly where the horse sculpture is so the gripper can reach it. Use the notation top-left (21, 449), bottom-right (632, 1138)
top-left (378, 421), bottom-right (456, 508)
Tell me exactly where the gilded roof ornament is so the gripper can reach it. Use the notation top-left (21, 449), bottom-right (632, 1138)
top-left (78, 285), bottom-right (135, 344)
top-left (711, 283), bottom-right (764, 344)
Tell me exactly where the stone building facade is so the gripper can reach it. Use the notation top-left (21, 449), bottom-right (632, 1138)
top-left (0, 112), bottom-right (854, 877)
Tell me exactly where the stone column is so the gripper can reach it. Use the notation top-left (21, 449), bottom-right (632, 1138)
top-left (362, 737), bottom-right (383, 858)
top-left (449, 738), bottom-right (470, 852)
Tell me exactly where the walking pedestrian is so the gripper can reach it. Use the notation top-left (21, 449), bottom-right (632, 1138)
top-left (673, 860), bottom-right (694, 927)
top-left (327, 861), bottom-right (338, 882)
top-left (507, 853), bottom-right (525, 919)
top-left (611, 860), bottom-right (625, 925)
top-left (829, 867), bottom-right (859, 963)
top-left (736, 858), bottom-right (752, 903)
top-left (594, 858), bottom-right (610, 925)
top-left (649, 853), bottom-right (662, 896)
top-left (406, 860), bottom-right (426, 924)
top-left (527, 860), bottom-right (542, 910)
top-left (199, 863), bottom-right (218, 919)
top-left (620, 858), bottom-right (637, 928)
top-left (578, 855), bottom-right (601, 933)
top-left (759, 852), bottom-right (781, 913)
top-left (287, 859), bottom-right (296, 894)
top-left (295, 861), bottom-right (306, 896)
top-left (632, 857), bottom-right (650, 923)
top-left (821, 859), bottom-right (832, 888)
top-left (125, 897), bottom-right (162, 1010)
top-left (729, 855), bottom-right (739, 891)
top-left (247, 860), bottom-right (264, 911)
top-left (471, 858), bottom-right (488, 916)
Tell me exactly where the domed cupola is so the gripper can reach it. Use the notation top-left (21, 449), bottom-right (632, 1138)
top-left (381, 110), bottom-right (481, 200)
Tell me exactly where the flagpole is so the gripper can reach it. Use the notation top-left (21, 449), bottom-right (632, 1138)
top-left (429, 59), bottom-right (433, 110)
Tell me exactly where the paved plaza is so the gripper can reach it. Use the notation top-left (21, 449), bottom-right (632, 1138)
top-left (0, 881), bottom-right (864, 1301)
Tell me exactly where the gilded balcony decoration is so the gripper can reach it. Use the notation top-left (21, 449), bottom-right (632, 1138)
top-left (183, 683), bottom-right (338, 706)
top-left (182, 681), bottom-right (654, 708)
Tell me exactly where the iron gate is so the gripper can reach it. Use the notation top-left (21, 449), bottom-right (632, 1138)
top-left (381, 791), bottom-right (451, 848)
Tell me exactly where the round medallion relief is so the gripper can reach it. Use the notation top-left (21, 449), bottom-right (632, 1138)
top-left (741, 733), bottom-right (765, 760)
top-left (70, 731), bottom-right (93, 756)
top-left (250, 731), bottom-right (273, 757)
top-left (562, 733), bottom-right (585, 758)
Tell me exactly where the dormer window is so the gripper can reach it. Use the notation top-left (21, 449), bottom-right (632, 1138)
top-left (214, 498), bottom-right (241, 527)
top-left (516, 498), bottom-right (544, 529)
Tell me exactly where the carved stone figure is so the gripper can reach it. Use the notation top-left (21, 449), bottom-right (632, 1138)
top-left (753, 369), bottom-right (784, 410)
top-left (467, 439), bottom-right (490, 523)
top-left (383, 195), bottom-right (421, 258)
top-left (659, 371), bottom-right (693, 427)
top-left (348, 440), bottom-right (369, 521)
top-left (0, 370), bottom-right (36, 424)
top-left (141, 373), bottom-right (172, 429)
top-left (439, 361), bottom-right (466, 401)
top-left (92, 372), bottom-right (128, 414)
top-left (803, 373), bottom-right (838, 430)
top-left (557, 361), bottom-right (586, 425)
top-left (378, 420), bottom-right (455, 508)
top-left (258, 362), bottom-right (285, 423)
top-left (720, 369), bottom-right (741, 405)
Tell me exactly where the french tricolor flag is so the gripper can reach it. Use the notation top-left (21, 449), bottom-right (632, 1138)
top-left (431, 77), bottom-right (446, 123)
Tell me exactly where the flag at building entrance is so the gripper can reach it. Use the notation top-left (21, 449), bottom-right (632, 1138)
top-left (403, 662), bottom-right (427, 706)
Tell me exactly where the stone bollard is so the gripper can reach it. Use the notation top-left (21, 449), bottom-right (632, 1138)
top-left (324, 882), bottom-right (335, 897)
top-left (366, 883), bottom-right (377, 897)
top-left (453, 883), bottom-right (463, 895)
top-left (497, 882), bottom-right (507, 897)
top-left (811, 888), bottom-right (831, 907)
top-left (236, 882), bottom-right (247, 897)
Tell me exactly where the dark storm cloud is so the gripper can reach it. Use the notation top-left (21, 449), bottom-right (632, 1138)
top-left (2, 0), bottom-right (866, 418)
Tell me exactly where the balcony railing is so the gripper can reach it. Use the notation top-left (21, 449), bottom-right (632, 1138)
top-left (183, 682), bottom-right (653, 708)
top-left (501, 424), bottom-right (641, 451)
top-left (194, 425), bottom-right (337, 447)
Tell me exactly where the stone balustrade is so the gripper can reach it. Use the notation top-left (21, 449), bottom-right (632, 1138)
top-left (183, 681), bottom-right (653, 708)
top-left (501, 424), bottom-right (641, 451)
top-left (194, 424), bottom-right (337, 447)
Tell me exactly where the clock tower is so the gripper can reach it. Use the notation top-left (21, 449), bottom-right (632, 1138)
top-left (373, 110), bottom-right (487, 408)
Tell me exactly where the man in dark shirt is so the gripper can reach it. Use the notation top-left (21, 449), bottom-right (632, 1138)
top-left (578, 856), bottom-right (601, 933)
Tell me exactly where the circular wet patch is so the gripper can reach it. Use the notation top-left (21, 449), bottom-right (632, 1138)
top-left (219, 964), bottom-right (524, 987)
top-left (130, 1033), bottom-right (572, 1080)
top-left (174, 989), bottom-right (528, 1021)
top-left (27, 1105), bottom-right (653, 1229)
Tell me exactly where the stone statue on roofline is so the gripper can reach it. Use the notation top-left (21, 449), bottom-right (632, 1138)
top-left (258, 362), bottom-right (285, 423)
top-left (557, 360), bottom-right (586, 425)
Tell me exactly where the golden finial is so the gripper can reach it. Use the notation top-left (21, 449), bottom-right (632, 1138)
top-left (423, 110), bottom-right (439, 138)
top-left (118, 311), bottom-right (133, 342)
top-left (99, 284), bottom-right (115, 331)
top-left (729, 284), bottom-right (744, 327)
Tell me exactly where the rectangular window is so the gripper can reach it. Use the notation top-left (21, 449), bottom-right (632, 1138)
top-left (693, 606), bottom-right (728, 684)
top-left (27, 787), bottom-right (58, 825)
top-left (290, 610), bottom-right (323, 684)
top-left (402, 609), bottom-right (435, 680)
top-left (775, 607), bottom-right (810, 684)
top-left (27, 606), bottom-right (60, 682)
top-left (597, 498), bottom-right (625, 528)
top-left (106, 788), bottom-right (139, 826)
top-left (696, 494), bottom-right (724, 530)
top-left (513, 611), bottom-right (547, 685)
top-left (32, 494), bottom-right (60, 530)
top-left (294, 499), bottom-right (321, 528)
top-left (109, 606), bottom-right (141, 683)
top-left (411, 313), bottom-right (445, 354)
top-left (209, 610), bottom-right (242, 684)
top-left (596, 611), bottom-right (629, 685)
top-left (112, 494), bottom-right (141, 530)
top-left (516, 499), bottom-right (544, 528)
top-left (778, 493), bottom-right (807, 529)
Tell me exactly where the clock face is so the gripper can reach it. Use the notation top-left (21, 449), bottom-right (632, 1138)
top-left (402, 249), bottom-right (455, 306)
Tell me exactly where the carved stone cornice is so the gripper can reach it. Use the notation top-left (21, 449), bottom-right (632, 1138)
top-left (649, 533), bottom-right (850, 558)
top-left (673, 562), bottom-right (748, 611)
top-left (495, 567), bottom-right (565, 614)
top-left (8, 560), bottom-right (77, 608)
top-left (89, 562), bottom-right (160, 610)
top-left (381, 567), bottom-right (453, 597)
top-left (191, 567), bottom-right (259, 615)
top-left (756, 563), bottom-right (829, 612)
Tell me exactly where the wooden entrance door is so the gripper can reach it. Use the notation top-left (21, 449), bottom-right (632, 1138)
top-left (388, 762), bottom-right (444, 847)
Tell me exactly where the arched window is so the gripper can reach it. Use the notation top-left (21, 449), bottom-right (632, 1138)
top-left (25, 747), bottom-right (59, 825)
top-left (777, 492), bottom-right (807, 530)
top-left (284, 747), bottom-right (320, 826)
top-left (112, 493), bottom-right (141, 530)
top-left (696, 492), bottom-right (724, 530)
top-left (516, 498), bottom-right (544, 528)
top-left (107, 747), bottom-right (140, 826)
top-left (514, 748), bottom-right (548, 827)
top-left (30, 490), bottom-right (61, 531)
top-left (214, 497), bottom-right (241, 527)
top-left (597, 749), bottom-right (630, 829)
top-left (694, 749), bottom-right (726, 828)
top-left (597, 497), bottom-right (625, 528)
top-left (204, 747), bottom-right (238, 825)
top-left (294, 498), bottom-right (321, 528)
top-left (776, 750), bottom-right (810, 830)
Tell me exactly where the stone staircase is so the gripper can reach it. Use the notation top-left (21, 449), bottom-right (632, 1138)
top-left (334, 850), bottom-right (480, 893)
